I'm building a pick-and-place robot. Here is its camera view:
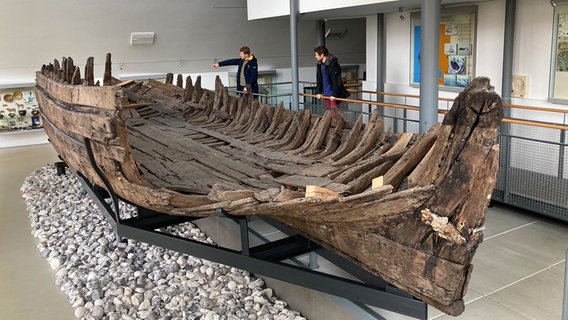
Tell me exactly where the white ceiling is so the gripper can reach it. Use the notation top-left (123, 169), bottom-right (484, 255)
top-left (299, 0), bottom-right (497, 20)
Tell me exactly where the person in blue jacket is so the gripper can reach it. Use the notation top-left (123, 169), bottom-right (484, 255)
top-left (213, 46), bottom-right (259, 97)
top-left (314, 45), bottom-right (350, 117)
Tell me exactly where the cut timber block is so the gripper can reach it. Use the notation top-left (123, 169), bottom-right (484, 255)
top-left (372, 176), bottom-right (384, 190)
top-left (305, 185), bottom-right (340, 199)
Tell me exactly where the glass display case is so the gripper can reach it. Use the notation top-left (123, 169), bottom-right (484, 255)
top-left (0, 87), bottom-right (41, 132)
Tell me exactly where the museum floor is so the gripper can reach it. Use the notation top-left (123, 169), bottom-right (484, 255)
top-left (1, 141), bottom-right (566, 320)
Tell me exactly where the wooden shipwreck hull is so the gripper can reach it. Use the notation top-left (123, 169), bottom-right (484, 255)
top-left (35, 54), bottom-right (503, 316)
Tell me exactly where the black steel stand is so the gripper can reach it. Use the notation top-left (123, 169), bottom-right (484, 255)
top-left (76, 138), bottom-right (428, 320)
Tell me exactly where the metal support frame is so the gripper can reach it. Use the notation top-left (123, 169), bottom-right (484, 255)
top-left (76, 138), bottom-right (428, 319)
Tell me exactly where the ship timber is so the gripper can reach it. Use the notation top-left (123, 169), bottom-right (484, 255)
top-left (35, 53), bottom-right (503, 316)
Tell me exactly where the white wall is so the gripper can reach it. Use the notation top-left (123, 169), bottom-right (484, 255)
top-left (476, 0), bottom-right (506, 95)
top-left (514, 0), bottom-right (555, 100)
top-left (2, 0), bottom-right (561, 111)
top-left (0, 0), bottom-right (365, 87)
top-left (375, 0), bottom-right (565, 111)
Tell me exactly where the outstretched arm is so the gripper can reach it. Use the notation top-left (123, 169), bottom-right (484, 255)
top-left (214, 58), bottom-right (241, 69)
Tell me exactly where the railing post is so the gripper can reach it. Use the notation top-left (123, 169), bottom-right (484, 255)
top-left (563, 248), bottom-right (567, 320)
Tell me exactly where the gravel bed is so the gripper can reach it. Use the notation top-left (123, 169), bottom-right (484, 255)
top-left (21, 164), bottom-right (305, 320)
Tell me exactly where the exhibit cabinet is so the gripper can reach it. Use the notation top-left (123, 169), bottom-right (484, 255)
top-left (0, 87), bottom-right (42, 132)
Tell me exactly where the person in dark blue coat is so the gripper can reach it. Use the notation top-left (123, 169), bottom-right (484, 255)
top-left (314, 45), bottom-right (350, 117)
top-left (213, 46), bottom-right (259, 97)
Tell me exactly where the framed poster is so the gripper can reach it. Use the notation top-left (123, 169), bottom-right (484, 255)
top-left (448, 56), bottom-right (466, 75)
top-left (457, 43), bottom-right (471, 55)
top-left (444, 43), bottom-right (456, 55)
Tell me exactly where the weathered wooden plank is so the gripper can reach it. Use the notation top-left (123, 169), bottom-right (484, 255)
top-left (215, 145), bottom-right (307, 176)
top-left (103, 53), bottom-right (112, 86)
top-left (278, 110), bottom-right (313, 151)
top-left (230, 101), bottom-right (264, 138)
top-left (36, 72), bottom-right (121, 110)
top-left (383, 123), bottom-right (441, 190)
top-left (264, 108), bottom-right (295, 142)
top-left (345, 160), bottom-right (394, 194)
top-left (323, 114), bottom-right (364, 162)
top-left (234, 100), bottom-right (260, 134)
top-left (327, 131), bottom-right (407, 182)
top-left (44, 119), bottom-right (217, 212)
top-left (296, 162), bottom-right (343, 178)
top-left (184, 121), bottom-right (316, 165)
top-left (146, 79), bottom-right (185, 97)
top-left (277, 216), bottom-right (466, 315)
top-left (305, 185), bottom-right (340, 199)
top-left (176, 74), bottom-right (183, 88)
top-left (334, 110), bottom-right (383, 166)
top-left (66, 57), bottom-right (75, 84)
top-left (302, 113), bottom-right (333, 154)
top-left (289, 115), bottom-right (322, 155)
top-left (191, 75), bottom-right (204, 103)
top-left (127, 121), bottom-right (280, 189)
top-left (35, 88), bottom-right (118, 143)
top-left (62, 57), bottom-right (68, 83)
top-left (183, 75), bottom-right (194, 103)
top-left (303, 116), bottom-right (345, 160)
top-left (246, 103), bottom-right (274, 135)
top-left (261, 111), bottom-right (302, 149)
top-left (53, 59), bottom-right (61, 80)
top-left (275, 175), bottom-right (332, 189)
top-left (208, 183), bottom-right (257, 202)
top-left (165, 73), bottom-right (173, 85)
top-left (264, 102), bottom-right (286, 136)
top-left (85, 57), bottom-right (95, 86)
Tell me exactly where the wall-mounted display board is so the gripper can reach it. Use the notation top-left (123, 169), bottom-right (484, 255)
top-left (411, 7), bottom-right (477, 89)
top-left (0, 88), bottom-right (41, 132)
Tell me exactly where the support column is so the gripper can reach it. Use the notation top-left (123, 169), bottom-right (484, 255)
top-left (419, 0), bottom-right (441, 133)
top-left (501, 0), bottom-right (516, 204)
top-left (316, 20), bottom-right (326, 47)
top-left (290, 0), bottom-right (300, 111)
top-left (502, 0), bottom-right (516, 106)
top-left (376, 13), bottom-right (385, 102)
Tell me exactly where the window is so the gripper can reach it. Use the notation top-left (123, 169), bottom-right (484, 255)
top-left (550, 2), bottom-right (568, 102)
top-left (411, 7), bottom-right (477, 89)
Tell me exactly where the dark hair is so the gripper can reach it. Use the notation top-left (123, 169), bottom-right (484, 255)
top-left (240, 46), bottom-right (251, 55)
top-left (314, 45), bottom-right (329, 56)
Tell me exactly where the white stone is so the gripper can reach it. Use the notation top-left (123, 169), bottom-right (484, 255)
top-left (138, 298), bottom-right (151, 311)
top-left (49, 257), bottom-right (62, 270)
top-left (74, 306), bottom-right (87, 318)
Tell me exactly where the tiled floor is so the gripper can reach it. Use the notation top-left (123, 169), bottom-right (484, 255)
top-left (1, 138), bottom-right (567, 320)
top-left (0, 142), bottom-right (76, 320)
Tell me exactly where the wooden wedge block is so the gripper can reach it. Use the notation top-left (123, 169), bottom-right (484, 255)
top-left (372, 176), bottom-right (384, 190)
top-left (305, 185), bottom-right (340, 199)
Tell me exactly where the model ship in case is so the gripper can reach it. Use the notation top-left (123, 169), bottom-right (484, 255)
top-left (35, 53), bottom-right (503, 316)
